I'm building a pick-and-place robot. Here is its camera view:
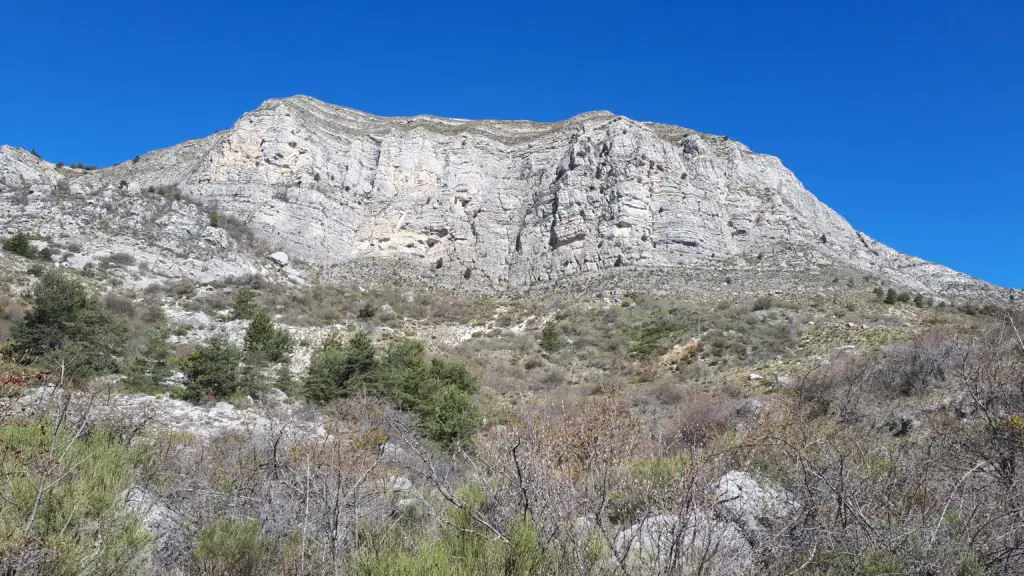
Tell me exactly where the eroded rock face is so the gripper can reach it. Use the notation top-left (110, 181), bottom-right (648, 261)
top-left (0, 96), bottom-right (1012, 301)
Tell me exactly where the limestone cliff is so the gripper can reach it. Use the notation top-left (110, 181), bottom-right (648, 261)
top-left (0, 96), bottom-right (1012, 301)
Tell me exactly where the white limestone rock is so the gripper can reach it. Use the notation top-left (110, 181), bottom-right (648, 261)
top-left (0, 97), bottom-right (1014, 304)
top-left (613, 511), bottom-right (753, 575)
top-left (714, 471), bottom-right (800, 548)
top-left (268, 251), bottom-right (289, 266)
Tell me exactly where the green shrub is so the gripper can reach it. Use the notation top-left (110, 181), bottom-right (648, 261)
top-left (305, 334), bottom-right (480, 448)
top-left (232, 287), bottom-right (258, 320)
top-left (884, 288), bottom-right (898, 305)
top-left (628, 319), bottom-right (687, 358)
top-left (243, 312), bottom-right (293, 364)
top-left (421, 386), bottom-right (479, 450)
top-left (608, 456), bottom-right (689, 524)
top-left (181, 334), bottom-right (243, 401)
top-left (355, 516), bottom-right (550, 576)
top-left (374, 339), bottom-right (432, 410)
top-left (122, 325), bottom-right (173, 391)
top-left (102, 252), bottom-right (136, 267)
top-left (539, 323), bottom-right (562, 354)
top-left (12, 271), bottom-right (126, 376)
top-left (305, 331), bottom-right (376, 404)
top-left (0, 421), bottom-right (150, 575)
top-left (208, 211), bottom-right (220, 228)
top-left (194, 519), bottom-right (269, 576)
top-left (3, 233), bottom-right (36, 259)
top-left (357, 303), bottom-right (377, 320)
top-left (376, 340), bottom-right (479, 447)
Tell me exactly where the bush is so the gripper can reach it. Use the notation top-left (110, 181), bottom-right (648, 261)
top-left (305, 331), bottom-right (376, 404)
top-left (232, 287), bottom-right (258, 320)
top-left (305, 334), bottom-right (480, 448)
top-left (421, 386), bottom-right (480, 450)
top-left (208, 211), bottom-right (220, 228)
top-left (356, 516), bottom-right (549, 576)
top-left (104, 293), bottom-right (137, 317)
top-left (181, 334), bottom-right (243, 401)
top-left (2, 233), bottom-right (36, 259)
top-left (357, 303), bottom-right (377, 320)
top-left (884, 288), bottom-right (898, 305)
top-left (122, 325), bottom-right (173, 391)
top-left (243, 312), bottom-right (293, 364)
top-left (376, 340), bottom-right (479, 447)
top-left (374, 339), bottom-right (432, 410)
top-left (103, 252), bottom-right (136, 267)
top-left (0, 421), bottom-right (150, 575)
top-left (539, 323), bottom-right (562, 354)
top-left (12, 271), bottom-right (126, 376)
top-left (194, 519), bottom-right (270, 576)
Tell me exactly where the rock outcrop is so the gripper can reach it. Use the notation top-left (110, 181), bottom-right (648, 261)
top-left (0, 96), bottom-right (1014, 301)
top-left (715, 471), bottom-right (800, 548)
top-left (613, 511), bottom-right (753, 576)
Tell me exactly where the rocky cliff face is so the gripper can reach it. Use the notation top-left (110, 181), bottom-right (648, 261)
top-left (0, 96), bottom-right (1012, 301)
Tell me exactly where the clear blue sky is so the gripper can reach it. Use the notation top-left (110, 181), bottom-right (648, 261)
top-left (2, 1), bottom-right (1021, 287)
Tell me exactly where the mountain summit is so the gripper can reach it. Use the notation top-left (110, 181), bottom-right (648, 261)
top-left (0, 96), bottom-right (1012, 301)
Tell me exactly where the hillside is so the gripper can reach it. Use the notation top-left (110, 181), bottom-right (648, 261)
top-left (1, 98), bottom-right (1023, 575)
top-left (0, 96), bottom-right (1016, 303)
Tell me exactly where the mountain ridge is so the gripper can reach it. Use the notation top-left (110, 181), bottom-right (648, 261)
top-left (0, 96), bottom-right (1016, 303)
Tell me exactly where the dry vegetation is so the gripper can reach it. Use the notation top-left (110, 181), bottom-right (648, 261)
top-left (1, 265), bottom-right (1023, 574)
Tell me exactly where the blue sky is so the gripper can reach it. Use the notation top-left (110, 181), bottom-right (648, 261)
top-left (1, 1), bottom-right (1021, 287)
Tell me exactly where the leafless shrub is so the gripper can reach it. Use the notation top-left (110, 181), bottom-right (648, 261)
top-left (104, 292), bottom-right (137, 317)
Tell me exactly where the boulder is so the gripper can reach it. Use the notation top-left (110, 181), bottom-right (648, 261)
top-left (265, 387), bottom-right (288, 405)
top-left (389, 475), bottom-right (413, 493)
top-left (613, 511), bottom-right (752, 575)
top-left (714, 471), bottom-right (800, 548)
top-left (268, 251), bottom-right (289, 266)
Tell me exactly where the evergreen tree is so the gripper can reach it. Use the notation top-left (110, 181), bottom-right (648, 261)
top-left (539, 323), bottom-right (562, 353)
top-left (243, 311), bottom-right (293, 364)
top-left (122, 325), bottom-right (173, 390)
top-left (3, 233), bottom-right (36, 259)
top-left (884, 288), bottom-right (898, 305)
top-left (305, 331), bottom-right (376, 404)
top-left (182, 334), bottom-right (243, 400)
top-left (232, 287), bottom-right (258, 320)
top-left (12, 271), bottom-right (126, 374)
